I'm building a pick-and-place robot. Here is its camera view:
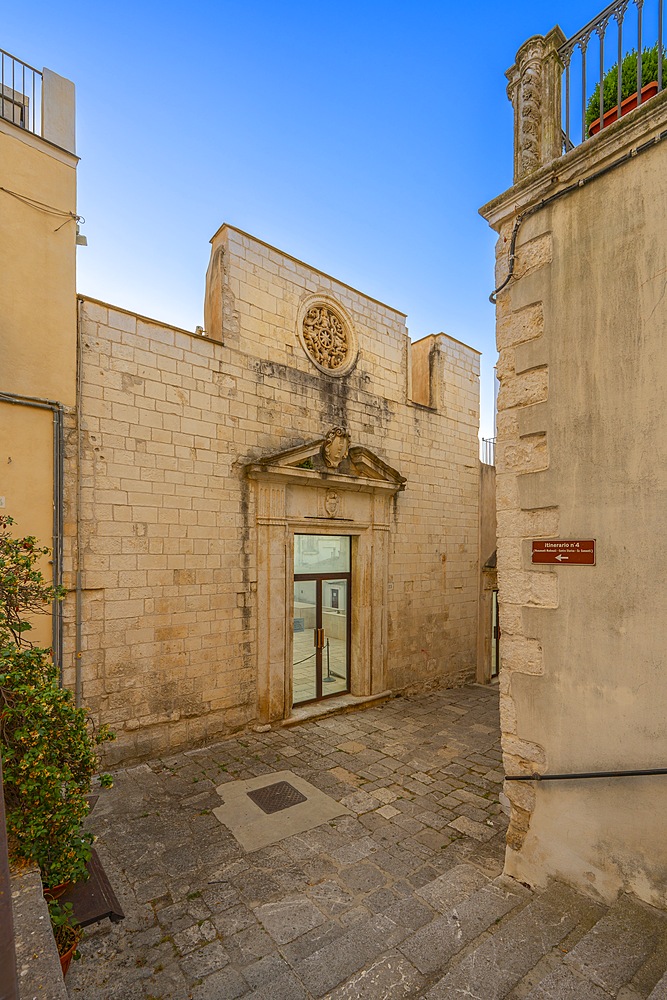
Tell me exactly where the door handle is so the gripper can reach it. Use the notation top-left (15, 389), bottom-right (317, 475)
top-left (313, 628), bottom-right (325, 649)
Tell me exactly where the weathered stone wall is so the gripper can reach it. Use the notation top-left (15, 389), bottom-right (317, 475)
top-left (66, 226), bottom-right (480, 763)
top-left (481, 52), bottom-right (667, 907)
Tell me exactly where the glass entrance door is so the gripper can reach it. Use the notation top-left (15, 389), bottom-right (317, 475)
top-left (293, 536), bottom-right (351, 705)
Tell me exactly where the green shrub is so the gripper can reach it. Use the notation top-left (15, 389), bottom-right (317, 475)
top-left (0, 515), bottom-right (114, 888)
top-left (586, 45), bottom-right (667, 136)
top-left (48, 899), bottom-right (82, 959)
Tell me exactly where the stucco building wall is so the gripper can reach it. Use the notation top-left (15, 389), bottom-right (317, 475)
top-left (68, 226), bottom-right (481, 763)
top-left (0, 79), bottom-right (77, 649)
top-left (481, 39), bottom-right (667, 907)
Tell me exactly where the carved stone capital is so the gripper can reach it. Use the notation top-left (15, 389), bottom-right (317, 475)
top-left (506, 26), bottom-right (566, 182)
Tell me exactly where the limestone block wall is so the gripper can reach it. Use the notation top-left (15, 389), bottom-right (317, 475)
top-left (481, 85), bottom-right (667, 907)
top-left (67, 226), bottom-right (480, 763)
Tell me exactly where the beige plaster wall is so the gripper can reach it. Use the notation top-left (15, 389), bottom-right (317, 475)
top-left (481, 91), bottom-right (667, 907)
top-left (0, 402), bottom-right (55, 648)
top-left (0, 92), bottom-right (77, 648)
top-left (0, 120), bottom-right (77, 404)
top-left (69, 225), bottom-right (481, 762)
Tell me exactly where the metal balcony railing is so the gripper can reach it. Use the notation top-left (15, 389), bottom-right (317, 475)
top-left (560, 0), bottom-right (665, 149)
top-left (481, 437), bottom-right (496, 466)
top-left (0, 48), bottom-right (42, 136)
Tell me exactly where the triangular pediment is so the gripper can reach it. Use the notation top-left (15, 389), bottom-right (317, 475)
top-left (245, 434), bottom-right (406, 492)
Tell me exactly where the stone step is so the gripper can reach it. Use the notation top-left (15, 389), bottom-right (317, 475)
top-left (423, 880), bottom-right (603, 1000)
top-left (524, 894), bottom-right (667, 999)
top-left (397, 865), bottom-right (531, 976)
top-left (565, 894), bottom-right (667, 991)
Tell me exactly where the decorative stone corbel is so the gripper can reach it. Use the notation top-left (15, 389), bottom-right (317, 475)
top-left (506, 26), bottom-right (566, 182)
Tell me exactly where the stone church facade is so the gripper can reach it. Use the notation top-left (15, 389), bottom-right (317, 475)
top-left (68, 225), bottom-right (482, 763)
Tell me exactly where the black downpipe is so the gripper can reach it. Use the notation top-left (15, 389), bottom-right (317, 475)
top-left (52, 404), bottom-right (64, 677)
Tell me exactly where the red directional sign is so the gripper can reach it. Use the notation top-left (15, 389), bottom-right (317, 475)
top-left (532, 540), bottom-right (596, 565)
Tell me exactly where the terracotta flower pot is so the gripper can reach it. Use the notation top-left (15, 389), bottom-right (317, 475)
top-left (43, 881), bottom-right (70, 902)
top-left (589, 81), bottom-right (660, 135)
top-left (59, 939), bottom-right (79, 977)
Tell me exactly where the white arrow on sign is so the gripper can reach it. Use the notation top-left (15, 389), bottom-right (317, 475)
top-left (555, 553), bottom-right (568, 561)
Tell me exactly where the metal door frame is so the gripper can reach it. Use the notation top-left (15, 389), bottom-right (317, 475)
top-left (293, 570), bottom-right (352, 704)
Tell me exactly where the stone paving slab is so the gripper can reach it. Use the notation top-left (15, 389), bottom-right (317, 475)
top-left (212, 770), bottom-right (350, 852)
top-left (66, 685), bottom-right (510, 999)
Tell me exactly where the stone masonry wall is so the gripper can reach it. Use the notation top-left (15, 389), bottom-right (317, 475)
top-left (65, 227), bottom-right (480, 763)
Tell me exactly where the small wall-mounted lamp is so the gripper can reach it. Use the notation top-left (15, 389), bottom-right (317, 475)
top-left (76, 223), bottom-right (87, 247)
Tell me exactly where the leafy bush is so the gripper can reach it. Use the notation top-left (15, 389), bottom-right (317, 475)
top-left (0, 515), bottom-right (114, 887)
top-left (586, 45), bottom-right (667, 135)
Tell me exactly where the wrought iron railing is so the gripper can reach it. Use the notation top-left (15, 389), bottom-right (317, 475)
top-left (0, 48), bottom-right (42, 136)
top-left (481, 437), bottom-right (496, 466)
top-left (560, 0), bottom-right (665, 149)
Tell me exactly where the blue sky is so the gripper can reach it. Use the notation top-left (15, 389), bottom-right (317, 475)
top-left (4, 1), bottom-right (602, 438)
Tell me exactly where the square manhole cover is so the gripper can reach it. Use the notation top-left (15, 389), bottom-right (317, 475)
top-left (247, 781), bottom-right (307, 814)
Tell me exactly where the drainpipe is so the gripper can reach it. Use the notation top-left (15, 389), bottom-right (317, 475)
top-left (75, 298), bottom-right (84, 707)
top-left (0, 391), bottom-right (65, 680)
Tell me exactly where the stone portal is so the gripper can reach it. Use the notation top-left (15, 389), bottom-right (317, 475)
top-left (246, 434), bottom-right (406, 723)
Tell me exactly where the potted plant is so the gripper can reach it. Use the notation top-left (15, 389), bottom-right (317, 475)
top-left (587, 44), bottom-right (667, 136)
top-left (48, 900), bottom-right (83, 977)
top-left (0, 515), bottom-right (114, 894)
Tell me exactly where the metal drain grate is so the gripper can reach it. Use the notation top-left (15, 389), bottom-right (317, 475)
top-left (247, 781), bottom-right (307, 814)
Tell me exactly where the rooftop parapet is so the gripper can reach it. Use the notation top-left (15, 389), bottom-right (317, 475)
top-left (0, 47), bottom-right (75, 153)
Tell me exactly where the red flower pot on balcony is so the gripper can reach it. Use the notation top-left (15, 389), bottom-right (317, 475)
top-left (589, 81), bottom-right (660, 135)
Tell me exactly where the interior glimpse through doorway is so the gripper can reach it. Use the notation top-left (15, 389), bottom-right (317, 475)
top-left (293, 535), bottom-right (351, 705)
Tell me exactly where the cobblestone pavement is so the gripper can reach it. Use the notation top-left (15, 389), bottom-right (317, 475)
top-left (67, 684), bottom-right (508, 999)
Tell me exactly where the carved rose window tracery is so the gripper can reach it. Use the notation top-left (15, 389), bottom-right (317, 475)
top-left (302, 306), bottom-right (349, 371)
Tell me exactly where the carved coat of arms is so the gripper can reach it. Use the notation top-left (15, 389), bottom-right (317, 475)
top-left (322, 428), bottom-right (350, 469)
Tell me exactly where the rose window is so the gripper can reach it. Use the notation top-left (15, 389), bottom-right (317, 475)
top-left (302, 306), bottom-right (349, 371)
